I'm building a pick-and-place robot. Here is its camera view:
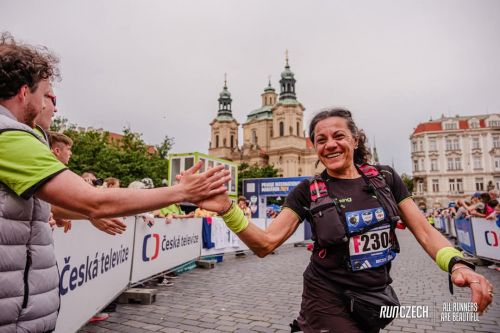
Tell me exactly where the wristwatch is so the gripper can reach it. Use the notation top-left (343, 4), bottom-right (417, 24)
top-left (448, 256), bottom-right (475, 274)
top-left (448, 256), bottom-right (475, 295)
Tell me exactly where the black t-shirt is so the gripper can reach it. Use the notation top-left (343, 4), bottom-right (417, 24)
top-left (283, 165), bottom-right (411, 289)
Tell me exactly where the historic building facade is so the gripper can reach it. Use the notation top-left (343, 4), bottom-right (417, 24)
top-left (208, 57), bottom-right (319, 177)
top-left (410, 114), bottom-right (500, 209)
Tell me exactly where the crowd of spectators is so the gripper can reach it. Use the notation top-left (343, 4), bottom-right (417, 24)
top-left (425, 189), bottom-right (500, 222)
top-left (424, 189), bottom-right (500, 271)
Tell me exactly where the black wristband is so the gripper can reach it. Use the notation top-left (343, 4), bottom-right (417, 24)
top-left (448, 256), bottom-right (475, 295)
top-left (448, 256), bottom-right (475, 274)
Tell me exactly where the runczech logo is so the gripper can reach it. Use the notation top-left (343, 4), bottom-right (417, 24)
top-left (142, 233), bottom-right (160, 261)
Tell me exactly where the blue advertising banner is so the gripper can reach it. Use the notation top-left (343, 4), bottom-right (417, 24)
top-left (243, 177), bottom-right (308, 219)
top-left (454, 217), bottom-right (476, 255)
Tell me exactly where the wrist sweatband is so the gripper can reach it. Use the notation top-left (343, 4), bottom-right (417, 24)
top-left (222, 202), bottom-right (249, 234)
top-left (435, 247), bottom-right (463, 272)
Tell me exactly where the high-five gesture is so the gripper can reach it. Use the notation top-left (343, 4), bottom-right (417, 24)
top-left (177, 161), bottom-right (231, 203)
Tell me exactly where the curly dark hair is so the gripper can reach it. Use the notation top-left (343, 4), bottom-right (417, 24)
top-left (309, 107), bottom-right (371, 165)
top-left (0, 32), bottom-right (60, 100)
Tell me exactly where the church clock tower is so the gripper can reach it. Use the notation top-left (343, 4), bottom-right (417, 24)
top-left (209, 75), bottom-right (240, 161)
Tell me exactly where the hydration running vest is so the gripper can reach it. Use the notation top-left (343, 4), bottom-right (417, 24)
top-left (308, 164), bottom-right (403, 271)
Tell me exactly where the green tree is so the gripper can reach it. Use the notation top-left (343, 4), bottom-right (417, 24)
top-left (49, 116), bottom-right (68, 132)
top-left (400, 173), bottom-right (414, 193)
top-left (53, 117), bottom-right (173, 187)
top-left (237, 162), bottom-right (279, 195)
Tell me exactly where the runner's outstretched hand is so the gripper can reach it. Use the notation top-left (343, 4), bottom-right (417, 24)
top-left (451, 266), bottom-right (493, 314)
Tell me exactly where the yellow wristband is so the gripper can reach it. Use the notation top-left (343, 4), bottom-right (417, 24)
top-left (435, 247), bottom-right (463, 272)
top-left (222, 202), bottom-right (249, 234)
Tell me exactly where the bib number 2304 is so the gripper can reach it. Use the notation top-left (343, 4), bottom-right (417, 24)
top-left (348, 225), bottom-right (395, 271)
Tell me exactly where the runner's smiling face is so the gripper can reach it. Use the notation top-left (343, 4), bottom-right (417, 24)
top-left (313, 116), bottom-right (358, 177)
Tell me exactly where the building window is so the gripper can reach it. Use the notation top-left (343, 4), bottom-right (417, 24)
top-left (447, 158), bottom-right (453, 171)
top-left (417, 180), bottom-right (424, 193)
top-left (216, 135), bottom-right (219, 148)
top-left (445, 139), bottom-right (452, 151)
top-left (252, 130), bottom-right (257, 144)
top-left (472, 137), bottom-right (480, 149)
top-left (493, 136), bottom-right (500, 148)
top-left (449, 178), bottom-right (463, 193)
top-left (495, 157), bottom-right (500, 170)
top-left (449, 179), bottom-right (456, 192)
top-left (475, 178), bottom-right (484, 192)
top-left (279, 122), bottom-right (284, 136)
top-left (223, 138), bottom-right (227, 147)
top-left (446, 138), bottom-right (459, 150)
top-left (473, 156), bottom-right (482, 170)
top-left (412, 141), bottom-right (417, 152)
top-left (419, 140), bottom-right (423, 151)
top-left (444, 122), bottom-right (458, 130)
top-left (431, 159), bottom-right (438, 171)
top-left (429, 139), bottom-right (437, 151)
top-left (419, 159), bottom-right (425, 172)
top-left (470, 120), bottom-right (480, 128)
top-left (230, 135), bottom-right (234, 148)
top-left (413, 160), bottom-right (419, 172)
top-left (488, 120), bottom-right (500, 127)
top-left (446, 158), bottom-right (461, 171)
top-left (457, 179), bottom-right (464, 193)
top-left (297, 122), bottom-right (300, 136)
top-left (432, 179), bottom-right (439, 193)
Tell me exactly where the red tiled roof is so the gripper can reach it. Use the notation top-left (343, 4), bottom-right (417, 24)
top-left (413, 116), bottom-right (489, 135)
top-left (413, 122), bottom-right (442, 135)
top-left (107, 132), bottom-right (157, 154)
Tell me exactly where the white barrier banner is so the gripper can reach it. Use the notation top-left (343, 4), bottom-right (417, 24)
top-left (471, 217), bottom-right (500, 261)
top-left (53, 217), bottom-right (135, 333)
top-left (131, 217), bottom-right (202, 283)
top-left (201, 217), bottom-right (305, 256)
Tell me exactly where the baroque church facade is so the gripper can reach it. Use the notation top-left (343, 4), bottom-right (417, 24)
top-left (208, 57), bottom-right (320, 177)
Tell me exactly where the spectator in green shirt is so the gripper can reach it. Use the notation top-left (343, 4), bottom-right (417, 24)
top-left (0, 32), bottom-right (231, 332)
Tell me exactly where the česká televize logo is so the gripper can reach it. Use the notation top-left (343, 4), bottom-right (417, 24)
top-left (142, 233), bottom-right (160, 262)
top-left (142, 233), bottom-right (200, 262)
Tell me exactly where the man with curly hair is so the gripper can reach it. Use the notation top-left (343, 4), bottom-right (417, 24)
top-left (0, 32), bottom-right (230, 333)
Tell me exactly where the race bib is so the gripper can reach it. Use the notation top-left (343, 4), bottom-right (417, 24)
top-left (348, 224), bottom-right (395, 271)
top-left (345, 207), bottom-right (387, 234)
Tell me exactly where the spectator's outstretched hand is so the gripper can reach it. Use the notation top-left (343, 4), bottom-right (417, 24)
top-left (177, 161), bottom-right (230, 203)
top-left (90, 217), bottom-right (127, 235)
top-left (55, 219), bottom-right (72, 233)
top-left (48, 213), bottom-right (57, 229)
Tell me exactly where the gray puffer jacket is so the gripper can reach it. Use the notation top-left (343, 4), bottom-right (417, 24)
top-left (0, 107), bottom-right (60, 333)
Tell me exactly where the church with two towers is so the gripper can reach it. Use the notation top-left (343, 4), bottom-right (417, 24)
top-left (208, 56), bottom-right (320, 177)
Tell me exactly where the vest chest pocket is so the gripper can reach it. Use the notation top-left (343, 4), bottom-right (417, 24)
top-left (310, 199), bottom-right (348, 248)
